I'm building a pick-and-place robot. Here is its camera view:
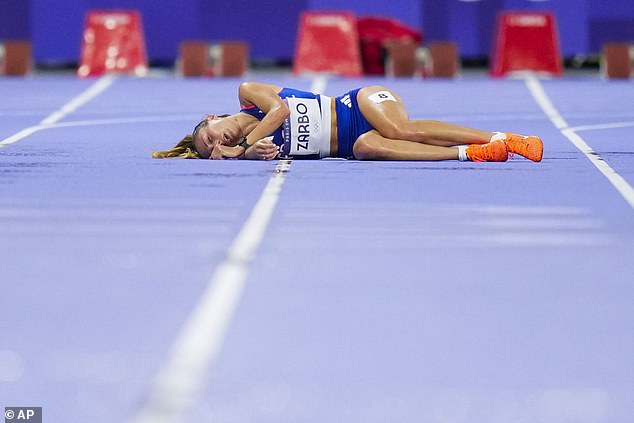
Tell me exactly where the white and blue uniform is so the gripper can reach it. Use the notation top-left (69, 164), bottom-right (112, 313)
top-left (240, 87), bottom-right (372, 159)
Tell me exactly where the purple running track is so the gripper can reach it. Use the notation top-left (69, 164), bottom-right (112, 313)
top-left (1, 75), bottom-right (633, 423)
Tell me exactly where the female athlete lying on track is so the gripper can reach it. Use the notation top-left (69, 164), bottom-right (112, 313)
top-left (153, 82), bottom-right (543, 162)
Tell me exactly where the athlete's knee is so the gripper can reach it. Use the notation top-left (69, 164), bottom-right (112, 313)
top-left (353, 137), bottom-right (386, 160)
top-left (398, 120), bottom-right (442, 142)
top-left (377, 123), bottom-right (406, 140)
top-left (378, 120), bottom-right (434, 141)
top-left (416, 120), bottom-right (443, 137)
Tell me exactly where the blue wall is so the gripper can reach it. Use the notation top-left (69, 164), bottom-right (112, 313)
top-left (1, 0), bottom-right (633, 65)
top-left (419, 0), bottom-right (592, 57)
top-left (0, 0), bottom-right (30, 40)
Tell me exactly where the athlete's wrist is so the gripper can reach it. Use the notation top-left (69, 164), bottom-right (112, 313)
top-left (238, 136), bottom-right (250, 150)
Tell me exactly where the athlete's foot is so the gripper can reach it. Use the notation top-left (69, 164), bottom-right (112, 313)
top-left (465, 140), bottom-right (508, 162)
top-left (504, 132), bottom-right (543, 162)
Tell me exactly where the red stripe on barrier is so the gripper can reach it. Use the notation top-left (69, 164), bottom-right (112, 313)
top-left (490, 11), bottom-right (562, 77)
top-left (293, 12), bottom-right (362, 77)
top-left (78, 10), bottom-right (148, 78)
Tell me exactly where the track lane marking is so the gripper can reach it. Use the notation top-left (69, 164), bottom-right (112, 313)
top-left (0, 75), bottom-right (116, 148)
top-left (131, 158), bottom-right (291, 423)
top-left (131, 160), bottom-right (291, 423)
top-left (568, 121), bottom-right (634, 133)
top-left (132, 77), bottom-right (328, 422)
top-left (310, 75), bottom-right (329, 94)
top-left (40, 75), bottom-right (116, 125)
top-left (525, 75), bottom-right (634, 210)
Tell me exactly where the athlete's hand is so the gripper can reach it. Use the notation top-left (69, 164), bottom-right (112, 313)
top-left (211, 144), bottom-right (243, 160)
top-left (245, 137), bottom-right (279, 160)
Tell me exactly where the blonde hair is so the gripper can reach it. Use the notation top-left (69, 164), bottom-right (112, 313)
top-left (152, 134), bottom-right (201, 159)
top-left (152, 114), bottom-right (231, 159)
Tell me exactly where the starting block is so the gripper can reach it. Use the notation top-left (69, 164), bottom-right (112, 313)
top-left (357, 16), bottom-right (422, 75)
top-left (293, 11), bottom-right (362, 76)
top-left (425, 41), bottom-right (459, 78)
top-left (490, 11), bottom-right (562, 77)
top-left (179, 41), bottom-right (249, 77)
top-left (384, 39), bottom-right (418, 77)
top-left (602, 43), bottom-right (633, 79)
top-left (375, 40), bottom-right (459, 78)
top-left (77, 10), bottom-right (148, 77)
top-left (0, 41), bottom-right (31, 76)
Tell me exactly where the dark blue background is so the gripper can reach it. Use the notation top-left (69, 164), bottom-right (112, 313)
top-left (1, 0), bottom-right (633, 64)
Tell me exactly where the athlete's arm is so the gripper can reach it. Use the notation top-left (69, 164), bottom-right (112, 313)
top-left (238, 82), bottom-right (289, 148)
top-left (213, 82), bottom-right (286, 160)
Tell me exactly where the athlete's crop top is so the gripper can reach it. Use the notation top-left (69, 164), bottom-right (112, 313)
top-left (239, 88), bottom-right (332, 159)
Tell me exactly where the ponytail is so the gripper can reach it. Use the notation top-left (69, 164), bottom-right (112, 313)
top-left (152, 114), bottom-right (231, 159)
top-left (152, 134), bottom-right (201, 159)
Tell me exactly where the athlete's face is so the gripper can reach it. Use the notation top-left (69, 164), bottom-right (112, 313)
top-left (193, 117), bottom-right (241, 159)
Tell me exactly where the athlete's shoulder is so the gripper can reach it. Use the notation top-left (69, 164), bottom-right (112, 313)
top-left (238, 82), bottom-right (285, 108)
top-left (239, 82), bottom-right (282, 96)
top-left (278, 87), bottom-right (320, 99)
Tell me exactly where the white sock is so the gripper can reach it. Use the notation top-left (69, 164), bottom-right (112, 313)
top-left (490, 131), bottom-right (506, 142)
top-left (457, 145), bottom-right (470, 161)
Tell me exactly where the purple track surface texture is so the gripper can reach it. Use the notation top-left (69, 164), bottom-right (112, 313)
top-left (1, 75), bottom-right (633, 423)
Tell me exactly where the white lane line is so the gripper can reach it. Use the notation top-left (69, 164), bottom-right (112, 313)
top-left (40, 75), bottom-right (116, 125)
top-left (0, 127), bottom-right (42, 148)
top-left (132, 76), bottom-right (330, 422)
top-left (561, 127), bottom-right (634, 209)
top-left (568, 120), bottom-right (634, 133)
top-left (524, 75), bottom-right (568, 130)
top-left (131, 160), bottom-right (292, 423)
top-left (524, 75), bottom-right (634, 210)
top-left (0, 75), bottom-right (116, 148)
top-left (310, 74), bottom-right (329, 94)
top-left (49, 115), bottom-right (197, 129)
top-left (0, 115), bottom-right (198, 146)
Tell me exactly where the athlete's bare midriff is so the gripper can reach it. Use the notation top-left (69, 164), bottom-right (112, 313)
top-left (329, 97), bottom-right (338, 157)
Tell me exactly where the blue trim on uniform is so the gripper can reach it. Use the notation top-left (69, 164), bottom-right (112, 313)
top-left (240, 105), bottom-right (265, 119)
top-left (240, 87), bottom-right (320, 118)
top-left (335, 88), bottom-right (373, 159)
top-left (239, 87), bottom-right (373, 159)
top-left (239, 88), bottom-right (322, 151)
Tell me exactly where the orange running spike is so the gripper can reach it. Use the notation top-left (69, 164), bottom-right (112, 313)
top-left (505, 132), bottom-right (543, 162)
top-left (465, 140), bottom-right (508, 162)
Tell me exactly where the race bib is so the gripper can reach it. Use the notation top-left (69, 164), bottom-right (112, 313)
top-left (282, 97), bottom-right (324, 157)
top-left (368, 90), bottom-right (397, 103)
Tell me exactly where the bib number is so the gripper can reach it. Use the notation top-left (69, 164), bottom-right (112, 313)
top-left (282, 98), bottom-right (323, 156)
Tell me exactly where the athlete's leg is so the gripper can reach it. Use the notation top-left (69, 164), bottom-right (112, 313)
top-left (353, 130), bottom-right (459, 160)
top-left (353, 130), bottom-right (509, 161)
top-left (356, 86), bottom-right (494, 146)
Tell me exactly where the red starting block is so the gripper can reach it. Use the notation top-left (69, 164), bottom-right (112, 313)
top-left (179, 41), bottom-right (249, 77)
top-left (0, 41), bottom-right (31, 76)
top-left (602, 43), bottom-right (633, 79)
top-left (490, 11), bottom-right (562, 77)
top-left (293, 11), bottom-right (362, 76)
top-left (77, 10), bottom-right (148, 77)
